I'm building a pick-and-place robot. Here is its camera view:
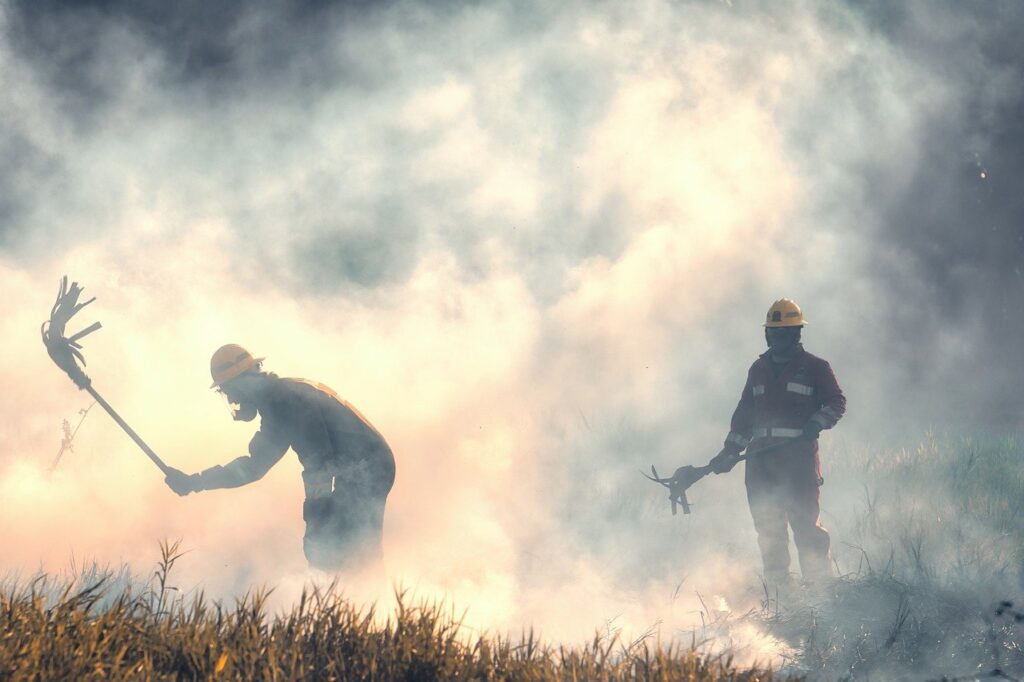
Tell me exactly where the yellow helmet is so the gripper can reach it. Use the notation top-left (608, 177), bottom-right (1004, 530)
top-left (209, 344), bottom-right (264, 388)
top-left (763, 298), bottom-right (806, 327)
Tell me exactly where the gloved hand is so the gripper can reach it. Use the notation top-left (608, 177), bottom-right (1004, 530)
top-left (803, 420), bottom-right (824, 440)
top-left (164, 467), bottom-right (202, 496)
top-left (709, 447), bottom-right (742, 474)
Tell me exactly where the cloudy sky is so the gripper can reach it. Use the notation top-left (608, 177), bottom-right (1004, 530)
top-left (1, 0), bottom-right (1022, 653)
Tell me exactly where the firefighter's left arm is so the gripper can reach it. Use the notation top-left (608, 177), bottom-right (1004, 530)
top-left (808, 360), bottom-right (847, 431)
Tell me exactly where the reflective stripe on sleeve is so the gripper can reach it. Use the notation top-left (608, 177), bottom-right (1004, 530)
top-left (726, 432), bottom-right (751, 448)
top-left (811, 406), bottom-right (840, 428)
top-left (820, 406), bottom-right (840, 420)
top-left (752, 384), bottom-right (765, 396)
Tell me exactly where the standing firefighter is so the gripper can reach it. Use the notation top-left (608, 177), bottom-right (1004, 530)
top-left (164, 345), bottom-right (396, 571)
top-left (710, 299), bottom-right (846, 585)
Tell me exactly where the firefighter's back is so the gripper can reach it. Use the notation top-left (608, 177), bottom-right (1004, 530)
top-left (278, 378), bottom-right (395, 489)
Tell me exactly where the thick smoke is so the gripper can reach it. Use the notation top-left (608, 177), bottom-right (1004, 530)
top-left (1, 0), bottom-right (1023, 666)
top-left (856, 1), bottom-right (1024, 429)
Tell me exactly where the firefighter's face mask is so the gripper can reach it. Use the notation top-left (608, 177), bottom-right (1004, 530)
top-left (228, 398), bottom-right (258, 422)
top-left (217, 378), bottom-right (259, 422)
top-left (765, 326), bottom-right (801, 354)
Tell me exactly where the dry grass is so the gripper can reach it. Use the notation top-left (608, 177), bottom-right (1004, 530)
top-left (11, 433), bottom-right (1016, 679)
top-left (0, 541), bottom-right (780, 681)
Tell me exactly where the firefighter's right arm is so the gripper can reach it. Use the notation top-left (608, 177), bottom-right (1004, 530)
top-left (195, 430), bottom-right (290, 490)
top-left (710, 367), bottom-right (756, 474)
top-left (725, 367), bottom-right (756, 450)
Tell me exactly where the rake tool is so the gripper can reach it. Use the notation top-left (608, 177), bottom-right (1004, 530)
top-left (643, 437), bottom-right (809, 515)
top-left (642, 463), bottom-right (709, 515)
top-left (41, 276), bottom-right (170, 475)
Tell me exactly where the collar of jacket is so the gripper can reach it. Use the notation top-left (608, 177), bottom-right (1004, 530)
top-left (759, 342), bottom-right (806, 363)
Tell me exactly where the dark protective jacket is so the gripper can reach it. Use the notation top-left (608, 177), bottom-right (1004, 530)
top-left (723, 344), bottom-right (845, 579)
top-left (198, 377), bottom-right (396, 500)
top-left (724, 344), bottom-right (846, 453)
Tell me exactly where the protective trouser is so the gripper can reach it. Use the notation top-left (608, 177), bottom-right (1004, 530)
top-left (744, 440), bottom-right (830, 582)
top-left (302, 461), bottom-right (394, 571)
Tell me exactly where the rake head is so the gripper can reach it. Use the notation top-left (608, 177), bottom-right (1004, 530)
top-left (41, 276), bottom-right (102, 390)
top-left (644, 463), bottom-right (712, 515)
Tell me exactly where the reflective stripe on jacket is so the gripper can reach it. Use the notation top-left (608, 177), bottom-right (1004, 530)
top-left (725, 344), bottom-right (846, 449)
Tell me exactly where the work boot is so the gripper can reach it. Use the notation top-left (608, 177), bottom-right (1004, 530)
top-left (801, 567), bottom-right (834, 586)
top-left (799, 553), bottom-right (834, 585)
top-left (762, 569), bottom-right (796, 596)
top-left (799, 562), bottom-right (837, 603)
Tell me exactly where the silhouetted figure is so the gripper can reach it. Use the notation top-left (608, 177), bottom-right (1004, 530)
top-left (708, 299), bottom-right (846, 585)
top-left (165, 345), bottom-right (396, 571)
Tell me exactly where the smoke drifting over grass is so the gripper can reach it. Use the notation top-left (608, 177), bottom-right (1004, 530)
top-left (2, 0), bottom-right (1023, 673)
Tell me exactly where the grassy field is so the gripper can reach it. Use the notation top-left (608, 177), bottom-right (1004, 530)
top-left (3, 433), bottom-right (1023, 680)
top-left (0, 541), bottom-right (776, 681)
top-left (558, 430), bottom-right (1024, 679)
top-left (725, 433), bottom-right (1024, 679)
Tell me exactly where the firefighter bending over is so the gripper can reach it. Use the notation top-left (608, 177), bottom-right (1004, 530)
top-left (710, 299), bottom-right (846, 585)
top-left (164, 345), bottom-right (396, 571)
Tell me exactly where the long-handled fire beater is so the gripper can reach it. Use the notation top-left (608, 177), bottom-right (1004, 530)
top-left (643, 437), bottom-right (808, 515)
top-left (41, 276), bottom-right (170, 475)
